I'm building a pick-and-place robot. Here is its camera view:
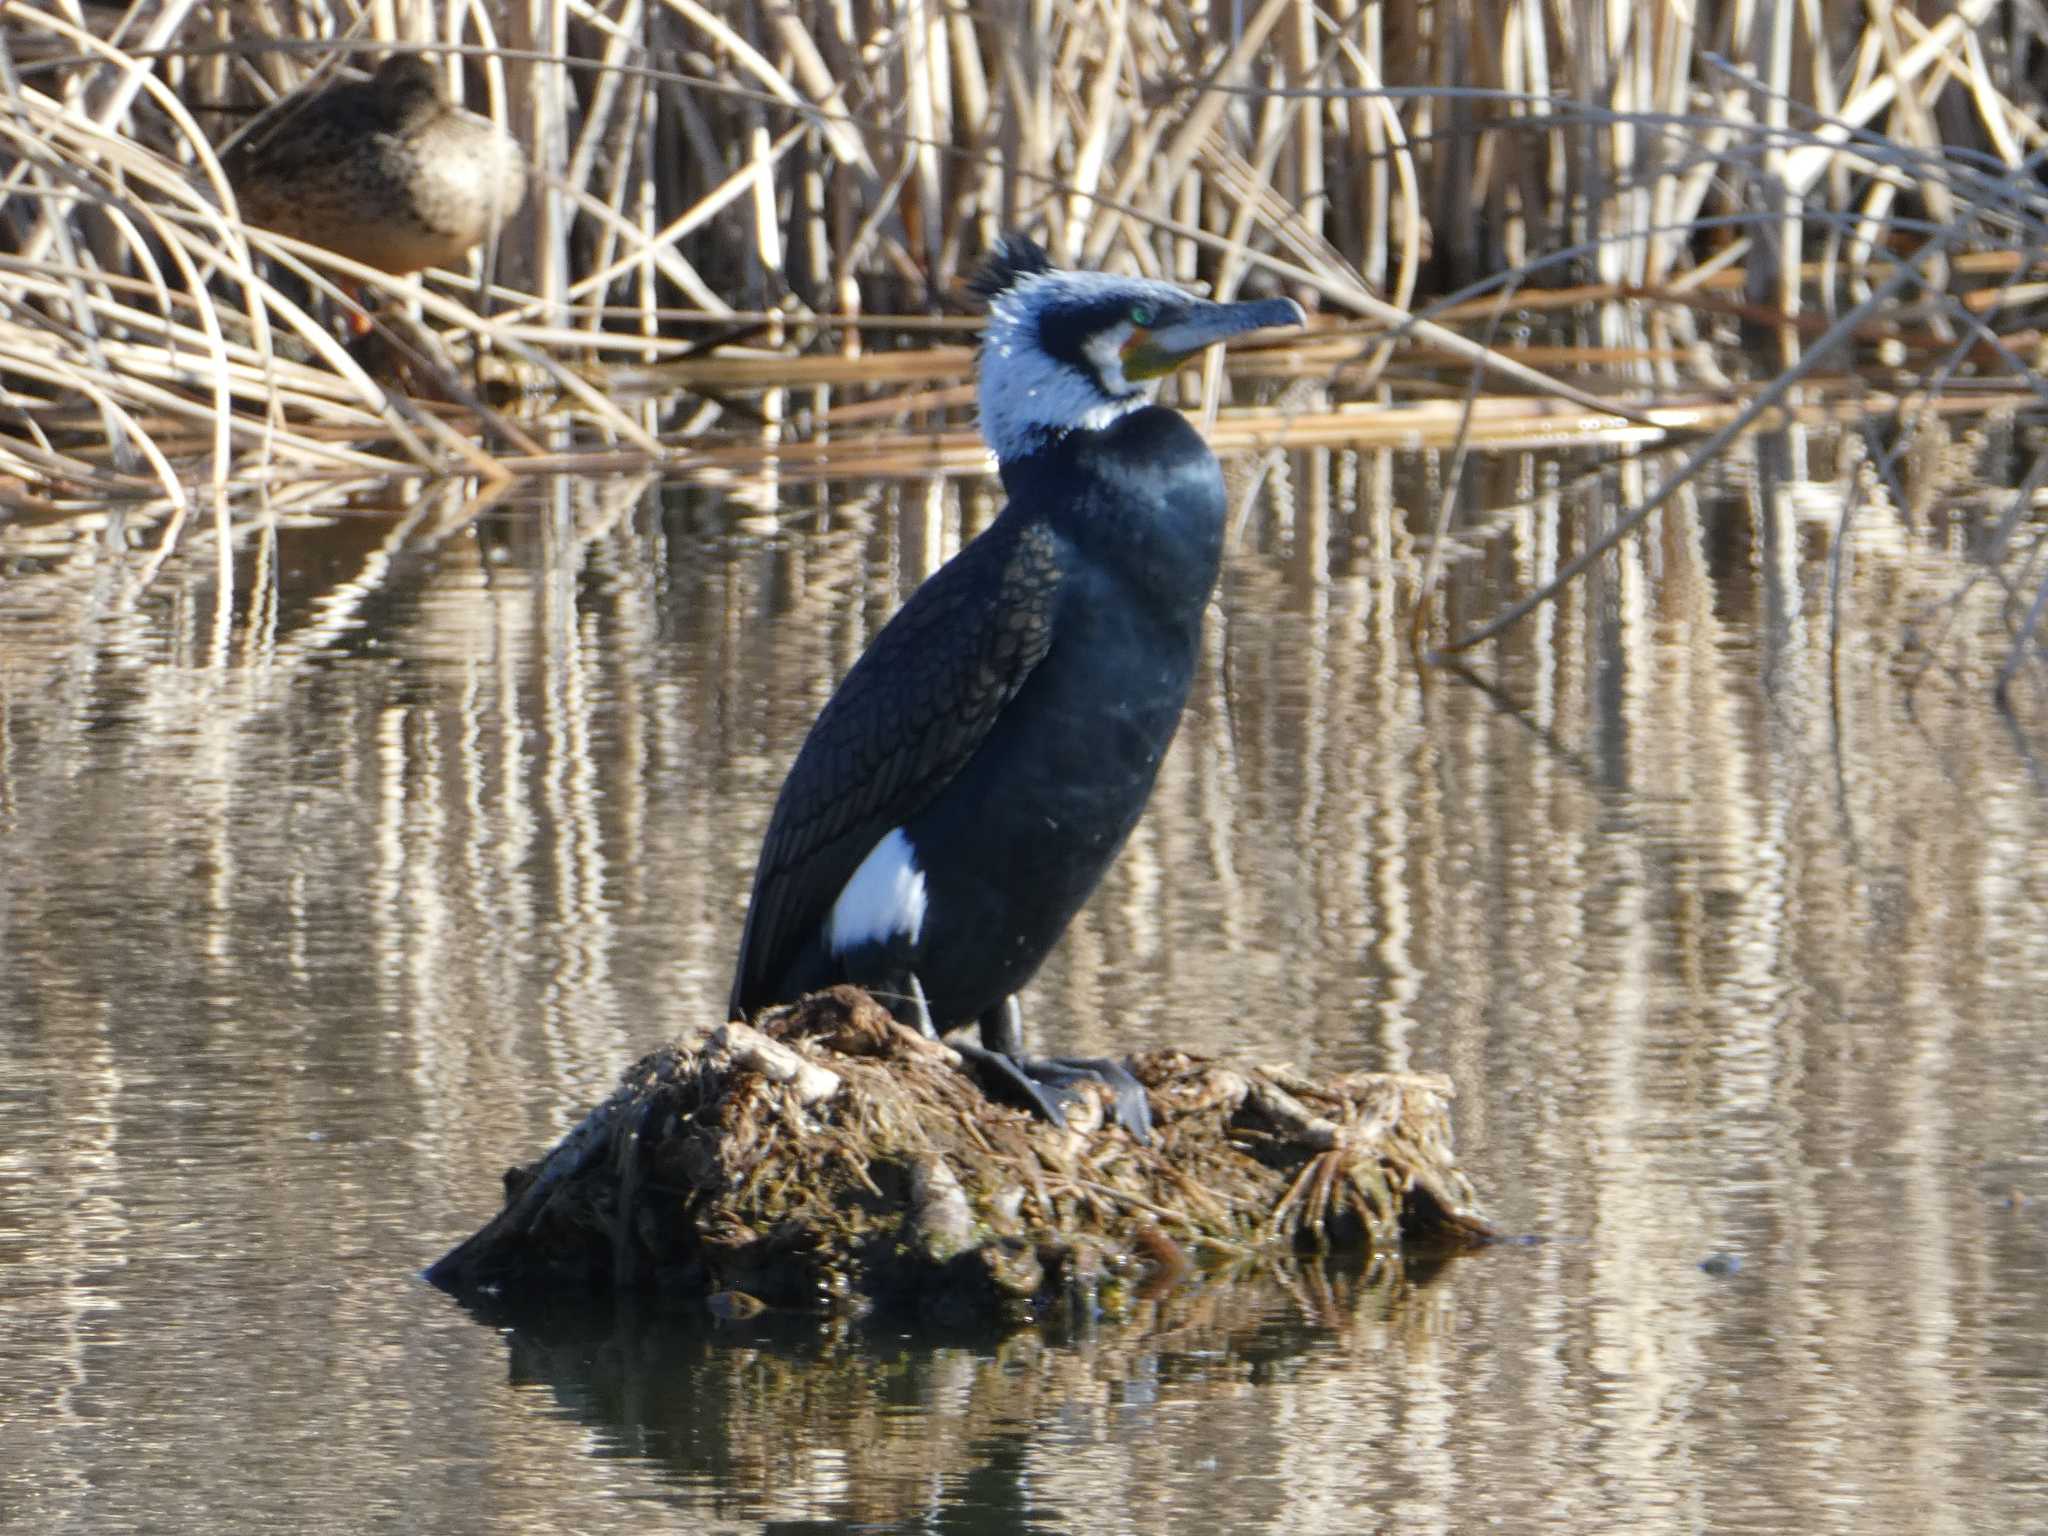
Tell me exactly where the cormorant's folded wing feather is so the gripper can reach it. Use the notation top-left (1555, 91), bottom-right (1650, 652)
top-left (730, 517), bottom-right (1063, 1016)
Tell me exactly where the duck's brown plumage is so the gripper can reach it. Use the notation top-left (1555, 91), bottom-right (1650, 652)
top-left (224, 55), bottom-right (526, 274)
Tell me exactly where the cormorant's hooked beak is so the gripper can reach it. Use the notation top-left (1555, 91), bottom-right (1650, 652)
top-left (1120, 296), bottom-right (1306, 381)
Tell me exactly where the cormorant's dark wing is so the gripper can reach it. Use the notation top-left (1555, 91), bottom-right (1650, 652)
top-left (730, 517), bottom-right (1063, 1016)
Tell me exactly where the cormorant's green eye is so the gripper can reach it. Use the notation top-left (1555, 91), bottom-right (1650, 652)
top-left (1129, 302), bottom-right (1156, 328)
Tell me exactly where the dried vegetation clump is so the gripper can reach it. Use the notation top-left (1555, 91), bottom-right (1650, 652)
top-left (426, 987), bottom-right (1493, 1322)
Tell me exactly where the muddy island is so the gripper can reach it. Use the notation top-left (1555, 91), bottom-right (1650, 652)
top-left (427, 987), bottom-right (1495, 1323)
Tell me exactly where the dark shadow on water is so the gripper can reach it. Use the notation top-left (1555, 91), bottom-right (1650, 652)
top-left (436, 1247), bottom-right (1486, 1530)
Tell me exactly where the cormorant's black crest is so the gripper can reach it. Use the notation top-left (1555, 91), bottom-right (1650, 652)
top-left (968, 234), bottom-right (1053, 304)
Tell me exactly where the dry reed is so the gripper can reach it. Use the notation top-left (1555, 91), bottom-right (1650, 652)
top-left (4, 0), bottom-right (2048, 676)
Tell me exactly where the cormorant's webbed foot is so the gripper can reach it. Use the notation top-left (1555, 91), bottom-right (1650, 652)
top-left (947, 1041), bottom-right (1154, 1141)
top-left (965, 996), bottom-right (1155, 1142)
top-left (902, 981), bottom-right (1152, 1138)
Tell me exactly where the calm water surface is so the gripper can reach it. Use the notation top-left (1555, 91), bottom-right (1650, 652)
top-left (2, 448), bottom-right (2045, 1533)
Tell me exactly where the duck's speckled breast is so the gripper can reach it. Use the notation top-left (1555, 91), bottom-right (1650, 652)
top-left (228, 91), bottom-right (526, 274)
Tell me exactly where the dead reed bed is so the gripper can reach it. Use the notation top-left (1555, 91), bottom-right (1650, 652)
top-left (4, 0), bottom-right (2048, 679)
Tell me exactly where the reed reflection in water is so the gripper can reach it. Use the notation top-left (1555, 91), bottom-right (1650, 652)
top-left (0, 439), bottom-right (2043, 1533)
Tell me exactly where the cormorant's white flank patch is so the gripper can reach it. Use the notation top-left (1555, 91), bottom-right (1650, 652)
top-left (827, 827), bottom-right (930, 953)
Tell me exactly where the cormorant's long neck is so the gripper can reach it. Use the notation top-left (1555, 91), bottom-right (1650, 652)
top-left (994, 428), bottom-right (1064, 487)
top-left (995, 405), bottom-right (1227, 627)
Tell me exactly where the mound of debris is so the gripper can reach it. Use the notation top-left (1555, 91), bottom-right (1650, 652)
top-left (427, 987), bottom-right (1494, 1322)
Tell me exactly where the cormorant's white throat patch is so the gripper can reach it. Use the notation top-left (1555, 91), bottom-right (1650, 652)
top-left (827, 827), bottom-right (929, 953)
top-left (1081, 322), bottom-right (1140, 397)
top-left (977, 270), bottom-right (1180, 464)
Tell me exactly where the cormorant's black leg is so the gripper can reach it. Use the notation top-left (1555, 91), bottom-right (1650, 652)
top-left (976, 996), bottom-right (1155, 1143)
top-left (981, 994), bottom-right (1025, 1057)
top-left (900, 978), bottom-right (1151, 1138)
top-left (906, 977), bottom-right (1073, 1130)
top-left (906, 973), bottom-right (942, 1041)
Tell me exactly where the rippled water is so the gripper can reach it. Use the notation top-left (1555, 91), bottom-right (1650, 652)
top-left (2, 445), bottom-right (2045, 1532)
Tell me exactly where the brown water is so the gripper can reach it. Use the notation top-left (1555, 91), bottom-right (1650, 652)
top-left (2, 445), bottom-right (2045, 1533)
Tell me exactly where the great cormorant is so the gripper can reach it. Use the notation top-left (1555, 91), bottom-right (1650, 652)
top-left (730, 235), bottom-right (1304, 1135)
